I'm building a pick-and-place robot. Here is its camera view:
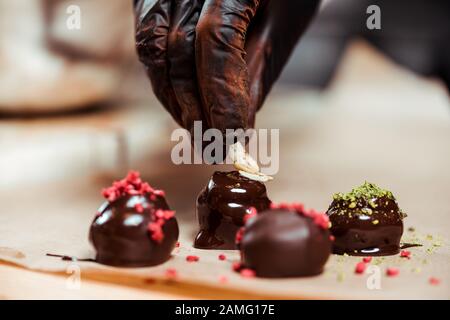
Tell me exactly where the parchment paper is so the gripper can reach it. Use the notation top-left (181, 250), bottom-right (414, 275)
top-left (1, 42), bottom-right (449, 299)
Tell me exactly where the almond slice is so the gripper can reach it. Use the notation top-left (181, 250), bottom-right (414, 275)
top-left (229, 142), bottom-right (259, 174)
top-left (238, 170), bottom-right (273, 182)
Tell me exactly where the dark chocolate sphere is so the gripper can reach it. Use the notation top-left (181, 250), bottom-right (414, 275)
top-left (240, 209), bottom-right (332, 278)
top-left (90, 174), bottom-right (179, 267)
top-left (194, 171), bottom-right (271, 249)
top-left (327, 182), bottom-right (405, 256)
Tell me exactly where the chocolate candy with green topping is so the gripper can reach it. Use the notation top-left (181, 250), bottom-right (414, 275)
top-left (327, 182), bottom-right (406, 256)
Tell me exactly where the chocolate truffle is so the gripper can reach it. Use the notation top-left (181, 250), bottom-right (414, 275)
top-left (90, 171), bottom-right (179, 267)
top-left (194, 171), bottom-right (271, 249)
top-left (327, 182), bottom-right (406, 256)
top-left (239, 204), bottom-right (332, 278)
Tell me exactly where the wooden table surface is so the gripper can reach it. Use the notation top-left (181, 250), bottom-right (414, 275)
top-left (0, 261), bottom-right (277, 300)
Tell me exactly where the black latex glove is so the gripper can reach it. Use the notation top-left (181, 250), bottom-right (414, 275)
top-left (134, 0), bottom-right (320, 133)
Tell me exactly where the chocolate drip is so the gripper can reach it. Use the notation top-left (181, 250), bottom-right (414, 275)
top-left (194, 171), bottom-right (271, 249)
top-left (400, 243), bottom-right (422, 249)
top-left (46, 253), bottom-right (95, 262)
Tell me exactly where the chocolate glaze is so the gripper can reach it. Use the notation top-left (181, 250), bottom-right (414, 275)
top-left (194, 171), bottom-right (271, 249)
top-left (240, 209), bottom-right (332, 278)
top-left (89, 194), bottom-right (178, 267)
top-left (327, 194), bottom-right (404, 256)
top-left (400, 243), bottom-right (422, 249)
top-left (46, 253), bottom-right (95, 262)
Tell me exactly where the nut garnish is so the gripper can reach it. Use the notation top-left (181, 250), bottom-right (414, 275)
top-left (229, 142), bottom-right (259, 174)
top-left (229, 142), bottom-right (273, 182)
top-left (238, 170), bottom-right (273, 182)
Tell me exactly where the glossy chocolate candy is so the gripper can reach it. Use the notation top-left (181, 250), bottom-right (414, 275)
top-left (194, 171), bottom-right (271, 249)
top-left (327, 182), bottom-right (405, 256)
top-left (239, 207), bottom-right (332, 278)
top-left (90, 172), bottom-right (179, 267)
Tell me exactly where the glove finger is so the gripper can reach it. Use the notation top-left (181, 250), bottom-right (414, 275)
top-left (195, 0), bottom-right (261, 132)
top-left (135, 0), bottom-right (183, 126)
top-left (167, 0), bottom-right (207, 134)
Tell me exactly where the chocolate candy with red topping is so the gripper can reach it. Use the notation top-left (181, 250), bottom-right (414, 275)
top-left (89, 171), bottom-right (179, 267)
top-left (238, 204), bottom-right (332, 278)
top-left (327, 182), bottom-right (406, 256)
top-left (194, 171), bottom-right (271, 249)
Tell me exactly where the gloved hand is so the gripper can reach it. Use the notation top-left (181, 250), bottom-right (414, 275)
top-left (134, 0), bottom-right (320, 134)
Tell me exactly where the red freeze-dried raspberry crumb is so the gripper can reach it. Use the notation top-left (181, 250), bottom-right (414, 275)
top-left (269, 202), bottom-right (329, 229)
top-left (429, 277), bottom-right (440, 286)
top-left (153, 189), bottom-right (165, 197)
top-left (386, 267), bottom-right (400, 277)
top-left (101, 171), bottom-right (159, 202)
top-left (218, 276), bottom-right (228, 284)
top-left (243, 207), bottom-right (257, 224)
top-left (141, 182), bottom-right (154, 194)
top-left (164, 210), bottom-right (175, 219)
top-left (165, 268), bottom-right (177, 279)
top-left (147, 210), bottom-right (174, 242)
top-left (329, 235), bottom-right (335, 242)
top-left (232, 262), bottom-right (242, 271)
top-left (313, 212), bottom-right (330, 229)
top-left (176, 241), bottom-right (180, 248)
top-left (147, 222), bottom-right (164, 243)
top-left (400, 250), bottom-right (411, 259)
top-left (355, 262), bottom-right (367, 274)
top-left (277, 203), bottom-right (291, 210)
top-left (186, 255), bottom-right (200, 262)
top-left (363, 257), bottom-right (372, 263)
top-left (240, 268), bottom-right (256, 278)
top-left (101, 171), bottom-right (176, 244)
top-left (134, 203), bottom-right (144, 213)
top-left (155, 209), bottom-right (175, 220)
top-left (218, 254), bottom-right (227, 261)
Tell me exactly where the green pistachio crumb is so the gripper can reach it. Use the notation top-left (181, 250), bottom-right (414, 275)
top-left (332, 181), bottom-right (395, 202)
top-left (433, 241), bottom-right (442, 247)
top-left (373, 258), bottom-right (383, 265)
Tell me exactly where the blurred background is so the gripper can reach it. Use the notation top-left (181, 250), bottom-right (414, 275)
top-left (0, 0), bottom-right (448, 211)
